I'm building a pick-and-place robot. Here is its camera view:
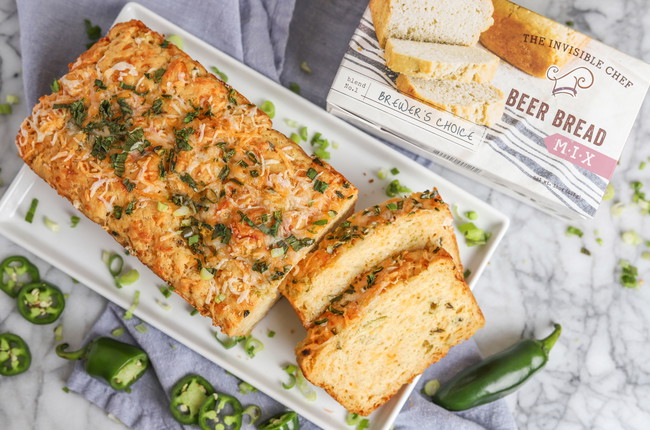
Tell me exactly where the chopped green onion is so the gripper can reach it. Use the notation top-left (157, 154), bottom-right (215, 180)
top-left (271, 247), bottom-right (286, 258)
top-left (565, 226), bottom-right (584, 238)
top-left (621, 231), bottom-right (642, 245)
top-left (295, 368), bottom-right (316, 401)
top-left (62, 387), bottom-right (70, 393)
top-left (53, 324), bottom-right (64, 342)
top-left (602, 183), bottom-right (615, 201)
top-left (346, 412), bottom-right (363, 425)
top-left (390, 167), bottom-right (400, 175)
top-left (300, 61), bottom-right (312, 74)
top-left (465, 211), bottom-right (478, 220)
top-left (116, 269), bottom-right (139, 286)
top-left (106, 253), bottom-right (124, 278)
top-left (640, 161), bottom-right (647, 170)
top-left (123, 290), bottom-right (140, 320)
top-left (0, 104), bottom-right (11, 114)
top-left (159, 285), bottom-right (174, 298)
top-left (259, 101), bottom-right (275, 119)
top-left (25, 198), bottom-right (38, 223)
top-left (111, 328), bottom-right (125, 337)
top-left (357, 419), bottom-right (370, 430)
top-left (215, 332), bottom-right (246, 349)
top-left (376, 168), bottom-right (388, 180)
top-left (44, 216), bottom-right (61, 232)
top-left (155, 299), bottom-right (172, 311)
top-left (282, 374), bottom-right (296, 390)
top-left (157, 202), bottom-right (169, 212)
top-left (243, 335), bottom-right (264, 358)
top-left (611, 202), bottom-right (626, 216)
top-left (200, 267), bottom-right (215, 280)
top-left (458, 222), bottom-right (491, 247)
top-left (173, 205), bottom-right (191, 217)
top-left (313, 219), bottom-right (328, 226)
top-left (134, 322), bottom-right (148, 333)
top-left (190, 308), bottom-right (199, 316)
top-left (619, 260), bottom-right (640, 288)
top-left (166, 34), bottom-right (184, 49)
top-left (5, 95), bottom-right (19, 105)
top-left (209, 66), bottom-right (228, 82)
top-left (283, 364), bottom-right (297, 374)
top-left (51, 79), bottom-right (60, 92)
top-left (642, 252), bottom-right (650, 260)
top-left (267, 330), bottom-right (276, 338)
top-left (596, 237), bottom-right (604, 246)
top-left (463, 269), bottom-right (472, 279)
top-left (238, 381), bottom-right (258, 394)
top-left (385, 179), bottom-right (411, 197)
top-left (290, 133), bottom-right (301, 143)
top-left (242, 405), bottom-right (261, 424)
top-left (299, 126), bottom-right (308, 141)
top-left (289, 82), bottom-right (301, 94)
top-left (332, 141), bottom-right (340, 149)
top-left (580, 247), bottom-right (591, 256)
top-left (70, 215), bottom-right (80, 227)
top-left (284, 119), bottom-right (300, 128)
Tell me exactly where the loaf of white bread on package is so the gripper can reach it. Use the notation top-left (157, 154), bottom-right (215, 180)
top-left (286, 190), bottom-right (485, 415)
top-left (15, 20), bottom-right (358, 336)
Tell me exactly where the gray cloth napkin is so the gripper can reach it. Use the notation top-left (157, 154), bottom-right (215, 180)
top-left (15, 0), bottom-right (518, 428)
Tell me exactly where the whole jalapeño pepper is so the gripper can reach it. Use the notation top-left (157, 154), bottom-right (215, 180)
top-left (56, 337), bottom-right (149, 391)
top-left (432, 324), bottom-right (562, 411)
top-left (0, 256), bottom-right (40, 298)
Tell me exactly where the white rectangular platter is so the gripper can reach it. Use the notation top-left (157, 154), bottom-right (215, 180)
top-left (0, 3), bottom-right (509, 429)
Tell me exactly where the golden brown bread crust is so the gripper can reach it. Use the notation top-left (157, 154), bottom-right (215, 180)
top-left (282, 189), bottom-right (463, 327)
top-left (479, 0), bottom-right (591, 78)
top-left (297, 247), bottom-right (484, 415)
top-left (16, 20), bottom-right (358, 336)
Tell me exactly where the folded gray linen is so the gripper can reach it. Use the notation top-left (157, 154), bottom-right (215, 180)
top-left (15, 0), bottom-right (518, 428)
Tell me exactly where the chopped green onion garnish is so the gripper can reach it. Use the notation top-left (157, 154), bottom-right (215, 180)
top-left (105, 253), bottom-right (124, 278)
top-left (284, 119), bottom-right (300, 128)
top-left (267, 330), bottom-right (276, 338)
top-left (458, 222), bottom-right (491, 247)
top-left (242, 405), bottom-right (262, 424)
top-left (596, 237), bottom-right (604, 246)
top-left (580, 247), bottom-right (591, 256)
top-left (238, 381), bottom-right (258, 394)
top-left (166, 34), bottom-right (184, 49)
top-left (155, 299), bottom-right (172, 311)
top-left (190, 308), bottom-right (199, 316)
top-left (463, 269), bottom-right (472, 279)
top-left (271, 247), bottom-right (286, 258)
top-left (209, 66), bottom-right (228, 82)
top-left (215, 332), bottom-right (245, 349)
top-left (290, 133), bottom-right (301, 143)
top-left (134, 322), bottom-right (148, 333)
top-left (70, 215), bottom-right (80, 227)
top-left (173, 205), bottom-right (191, 217)
top-left (346, 412), bottom-right (364, 425)
top-left (123, 290), bottom-right (140, 320)
top-left (200, 267), bottom-right (215, 280)
top-left (244, 335), bottom-right (264, 358)
top-left (376, 168), bottom-right (388, 180)
top-left (390, 167), bottom-right (400, 175)
top-left (611, 202), bottom-right (626, 216)
top-left (282, 374), bottom-right (296, 389)
top-left (300, 61), bottom-right (312, 74)
top-left (0, 104), bottom-right (11, 114)
top-left (51, 79), bottom-right (60, 92)
top-left (53, 324), bottom-right (64, 342)
top-left (6, 95), bottom-right (19, 105)
top-left (159, 285), bottom-right (174, 298)
top-left (465, 211), bottom-right (478, 220)
top-left (313, 219), bottom-right (328, 226)
top-left (116, 269), bottom-right (140, 286)
top-left (259, 100), bottom-right (275, 119)
top-left (385, 179), bottom-right (411, 197)
top-left (642, 252), bottom-right (650, 260)
top-left (289, 82), bottom-right (301, 94)
top-left (62, 387), bottom-right (70, 393)
top-left (44, 216), bottom-right (61, 232)
top-left (621, 231), bottom-right (642, 245)
top-left (111, 328), bottom-right (125, 337)
top-left (640, 161), bottom-right (647, 170)
top-left (619, 260), bottom-right (640, 288)
top-left (565, 226), bottom-right (584, 238)
top-left (283, 364), bottom-right (297, 375)
top-left (25, 198), bottom-right (38, 223)
top-left (295, 368), bottom-right (316, 401)
top-left (157, 202), bottom-right (169, 212)
top-left (602, 183), bottom-right (615, 201)
top-left (299, 126), bottom-right (308, 141)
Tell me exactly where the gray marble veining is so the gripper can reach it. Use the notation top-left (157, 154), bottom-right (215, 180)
top-left (1, 0), bottom-right (650, 429)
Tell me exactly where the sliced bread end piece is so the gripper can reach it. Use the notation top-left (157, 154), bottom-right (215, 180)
top-left (297, 246), bottom-right (484, 416)
top-left (395, 74), bottom-right (505, 126)
top-left (385, 38), bottom-right (500, 83)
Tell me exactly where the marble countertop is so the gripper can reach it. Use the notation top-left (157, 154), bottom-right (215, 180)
top-left (1, 0), bottom-right (650, 429)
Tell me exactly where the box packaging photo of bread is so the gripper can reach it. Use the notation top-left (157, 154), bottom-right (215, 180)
top-left (326, 0), bottom-right (650, 220)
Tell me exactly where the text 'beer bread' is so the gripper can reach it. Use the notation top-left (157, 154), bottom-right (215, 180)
top-left (281, 190), bottom-right (462, 327)
top-left (297, 246), bottom-right (485, 416)
top-left (16, 20), bottom-right (357, 336)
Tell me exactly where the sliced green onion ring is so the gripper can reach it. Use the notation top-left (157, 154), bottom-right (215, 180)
top-left (421, 378), bottom-right (440, 396)
top-left (244, 336), bottom-right (264, 358)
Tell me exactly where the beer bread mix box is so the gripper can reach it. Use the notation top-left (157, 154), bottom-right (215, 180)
top-left (326, 0), bottom-right (650, 220)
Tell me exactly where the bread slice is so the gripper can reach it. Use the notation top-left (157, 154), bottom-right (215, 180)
top-left (281, 189), bottom-right (462, 327)
top-left (384, 38), bottom-right (500, 83)
top-left (297, 246), bottom-right (484, 416)
top-left (369, 0), bottom-right (494, 48)
top-left (480, 0), bottom-right (590, 78)
top-left (16, 20), bottom-right (358, 336)
top-left (395, 74), bottom-right (505, 126)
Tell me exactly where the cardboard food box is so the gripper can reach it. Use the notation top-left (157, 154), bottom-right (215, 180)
top-left (326, 0), bottom-right (650, 219)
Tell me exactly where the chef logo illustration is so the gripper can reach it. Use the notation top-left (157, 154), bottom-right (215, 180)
top-left (546, 66), bottom-right (595, 97)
